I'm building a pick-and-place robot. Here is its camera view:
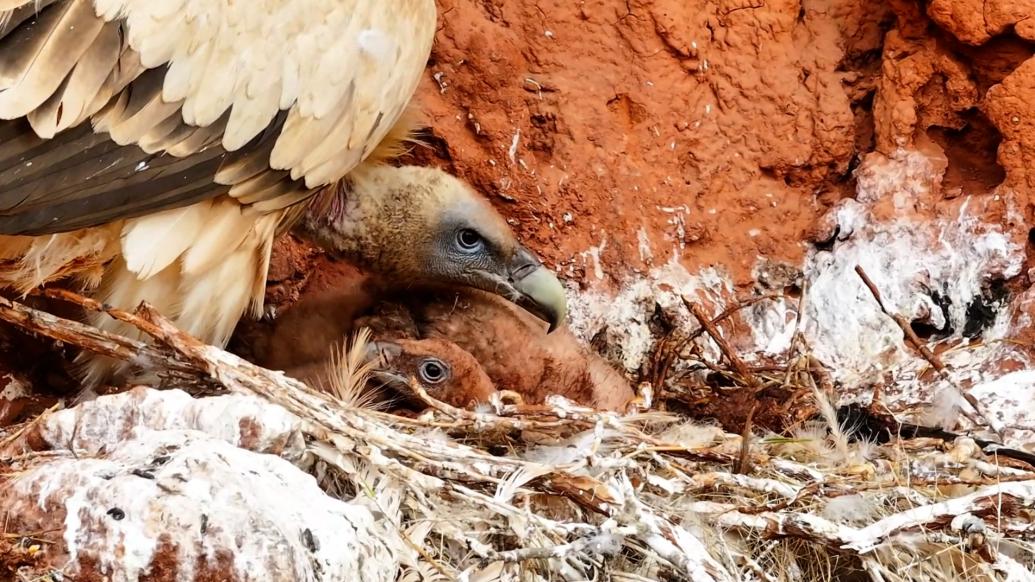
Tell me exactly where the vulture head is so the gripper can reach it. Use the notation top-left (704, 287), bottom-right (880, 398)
top-left (301, 165), bottom-right (568, 332)
top-left (367, 336), bottom-right (497, 410)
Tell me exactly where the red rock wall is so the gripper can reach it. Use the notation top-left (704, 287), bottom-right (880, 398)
top-left (414, 0), bottom-right (875, 288)
top-left (259, 0), bottom-right (1035, 339)
top-left (411, 0), bottom-right (1032, 285)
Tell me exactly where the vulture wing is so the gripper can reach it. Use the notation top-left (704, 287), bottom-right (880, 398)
top-left (0, 0), bottom-right (435, 235)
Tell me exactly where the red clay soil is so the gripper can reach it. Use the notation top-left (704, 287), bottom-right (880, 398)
top-left (236, 0), bottom-right (1035, 435)
top-left (260, 0), bottom-right (1035, 309)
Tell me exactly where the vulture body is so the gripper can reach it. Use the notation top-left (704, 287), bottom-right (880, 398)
top-left (248, 277), bottom-right (632, 411)
top-left (0, 1), bottom-right (566, 384)
top-left (364, 288), bottom-right (634, 411)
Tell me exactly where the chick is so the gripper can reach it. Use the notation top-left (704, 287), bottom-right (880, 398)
top-left (244, 275), bottom-right (633, 412)
top-left (285, 333), bottom-right (496, 411)
top-left (245, 279), bottom-right (379, 374)
top-left (358, 287), bottom-right (635, 411)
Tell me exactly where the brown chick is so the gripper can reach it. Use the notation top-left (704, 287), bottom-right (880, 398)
top-left (358, 287), bottom-right (635, 411)
top-left (244, 266), bottom-right (632, 411)
top-left (243, 270), bottom-right (425, 373)
top-left (285, 335), bottom-right (497, 411)
top-left (245, 279), bottom-right (381, 373)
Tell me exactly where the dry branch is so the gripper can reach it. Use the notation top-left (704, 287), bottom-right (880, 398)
top-left (683, 298), bottom-right (761, 389)
top-left (2, 289), bottom-right (1035, 581)
top-left (0, 293), bottom-right (154, 365)
top-left (854, 266), bottom-right (1003, 439)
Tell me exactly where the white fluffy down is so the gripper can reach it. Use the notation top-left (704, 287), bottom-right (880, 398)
top-left (4, 388), bottom-right (405, 582)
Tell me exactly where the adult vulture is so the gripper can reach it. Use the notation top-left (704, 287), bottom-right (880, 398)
top-left (0, 1), bottom-right (567, 383)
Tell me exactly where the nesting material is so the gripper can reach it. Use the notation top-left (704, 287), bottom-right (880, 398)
top-left (4, 425), bottom-right (400, 582)
top-left (1, 293), bottom-right (1035, 582)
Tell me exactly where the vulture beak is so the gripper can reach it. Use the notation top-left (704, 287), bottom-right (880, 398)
top-left (367, 340), bottom-right (400, 369)
top-left (505, 246), bottom-right (567, 333)
top-left (366, 340), bottom-right (411, 391)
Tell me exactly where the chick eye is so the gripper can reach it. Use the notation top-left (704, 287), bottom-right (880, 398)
top-left (456, 228), bottom-right (484, 252)
top-left (418, 359), bottom-right (449, 384)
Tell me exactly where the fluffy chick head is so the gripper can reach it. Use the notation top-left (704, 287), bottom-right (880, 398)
top-left (369, 337), bottom-right (497, 409)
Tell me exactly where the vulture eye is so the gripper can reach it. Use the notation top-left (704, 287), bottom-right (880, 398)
top-left (418, 359), bottom-right (449, 384)
top-left (456, 229), bottom-right (484, 252)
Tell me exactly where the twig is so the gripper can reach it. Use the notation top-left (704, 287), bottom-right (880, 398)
top-left (0, 403), bottom-right (61, 455)
top-left (697, 480), bottom-right (1035, 554)
top-left (652, 294), bottom-right (782, 389)
top-left (837, 403), bottom-right (1035, 469)
top-left (807, 356), bottom-right (835, 401)
top-left (847, 480), bottom-right (1035, 553)
top-left (854, 266), bottom-right (1003, 439)
top-left (686, 294), bottom-right (784, 345)
top-left (0, 290), bottom-right (212, 387)
top-left (682, 298), bottom-right (761, 389)
top-left (853, 267), bottom-right (945, 372)
top-left (0, 294), bottom-right (150, 364)
top-left (489, 535), bottom-right (601, 564)
top-left (36, 288), bottom-right (176, 348)
top-left (407, 378), bottom-right (463, 419)
top-left (690, 471), bottom-right (800, 499)
top-left (735, 403), bottom-right (755, 475)
top-left (681, 298), bottom-right (762, 473)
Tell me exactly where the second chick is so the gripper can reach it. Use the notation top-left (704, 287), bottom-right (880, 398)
top-left (286, 334), bottom-right (497, 411)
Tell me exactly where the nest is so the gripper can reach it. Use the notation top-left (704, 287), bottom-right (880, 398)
top-left (1, 286), bottom-right (1034, 582)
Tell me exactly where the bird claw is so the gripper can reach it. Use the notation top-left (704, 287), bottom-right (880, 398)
top-left (496, 390), bottom-right (525, 406)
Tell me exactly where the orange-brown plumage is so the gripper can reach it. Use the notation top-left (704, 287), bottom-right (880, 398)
top-left (244, 274), bottom-right (497, 410)
top-left (247, 281), bottom-right (379, 374)
top-left (247, 275), bottom-right (633, 412)
top-left (285, 334), bottom-right (497, 411)
top-left (367, 288), bottom-right (634, 411)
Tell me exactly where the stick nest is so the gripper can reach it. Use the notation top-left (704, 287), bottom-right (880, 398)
top-left (1, 289), bottom-right (1034, 582)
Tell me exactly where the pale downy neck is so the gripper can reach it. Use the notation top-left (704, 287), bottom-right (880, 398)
top-left (296, 165), bottom-right (434, 277)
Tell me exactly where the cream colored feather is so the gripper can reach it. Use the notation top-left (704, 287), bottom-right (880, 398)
top-left (0, 228), bottom-right (120, 293)
top-left (0, 0), bottom-right (436, 194)
top-left (84, 256), bottom-right (184, 385)
top-left (78, 203), bottom-right (288, 383)
top-left (84, 47), bottom-right (145, 127)
top-left (180, 202), bottom-right (256, 275)
top-left (121, 202), bottom-right (210, 280)
top-left (177, 246), bottom-right (260, 346)
top-left (248, 215), bottom-right (280, 317)
top-left (26, 23), bottom-right (121, 138)
top-left (0, 0), bottom-right (438, 385)
top-left (0, 235), bottom-right (35, 261)
top-left (0, 2), bottom-right (104, 116)
top-left (316, 327), bottom-right (385, 410)
top-left (107, 94), bottom-right (183, 146)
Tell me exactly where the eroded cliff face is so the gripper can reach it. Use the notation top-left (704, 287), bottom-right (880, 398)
top-left (417, 0), bottom-right (867, 285)
top-left (255, 0), bottom-right (1035, 434)
top-left (413, 0), bottom-right (1034, 281)
top-left (5, 4), bottom-right (1035, 580)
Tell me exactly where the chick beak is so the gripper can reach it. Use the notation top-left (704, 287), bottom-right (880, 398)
top-left (366, 341), bottom-right (414, 396)
top-left (366, 340), bottom-right (401, 382)
top-left (507, 246), bottom-right (567, 333)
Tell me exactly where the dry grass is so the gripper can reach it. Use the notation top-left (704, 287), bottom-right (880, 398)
top-left (0, 291), bottom-right (1034, 581)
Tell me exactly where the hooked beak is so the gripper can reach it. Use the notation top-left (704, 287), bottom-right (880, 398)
top-left (366, 340), bottom-right (401, 373)
top-left (365, 340), bottom-right (419, 401)
top-left (504, 246), bottom-right (567, 333)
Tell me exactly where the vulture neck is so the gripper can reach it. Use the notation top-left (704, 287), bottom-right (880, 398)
top-left (299, 165), bottom-right (432, 278)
